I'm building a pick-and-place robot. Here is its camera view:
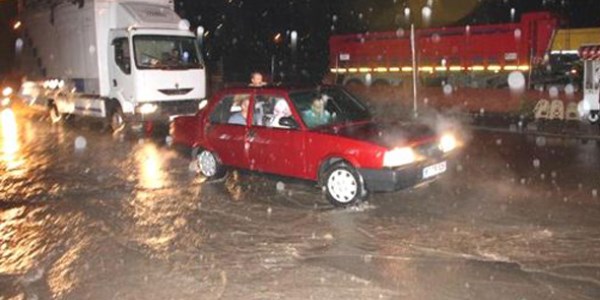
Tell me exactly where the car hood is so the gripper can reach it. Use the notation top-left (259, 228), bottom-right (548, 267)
top-left (315, 120), bottom-right (437, 149)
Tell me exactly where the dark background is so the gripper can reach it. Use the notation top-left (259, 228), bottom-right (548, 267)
top-left (2, 0), bottom-right (600, 82)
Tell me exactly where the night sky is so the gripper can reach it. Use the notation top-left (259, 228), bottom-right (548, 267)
top-left (2, 0), bottom-right (600, 81)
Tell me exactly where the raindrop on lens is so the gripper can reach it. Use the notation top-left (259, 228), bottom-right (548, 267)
top-left (276, 181), bottom-right (285, 192)
top-left (75, 136), bottom-right (87, 150)
top-left (443, 84), bottom-right (453, 95)
top-left (536, 136), bottom-right (547, 147)
top-left (549, 86), bottom-right (559, 99)
top-left (533, 159), bottom-right (540, 168)
top-left (565, 84), bottom-right (575, 95)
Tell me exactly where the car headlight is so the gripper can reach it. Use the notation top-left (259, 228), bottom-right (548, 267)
top-left (2, 87), bottom-right (13, 97)
top-left (138, 103), bottom-right (158, 114)
top-left (383, 147), bottom-right (417, 168)
top-left (439, 133), bottom-right (458, 153)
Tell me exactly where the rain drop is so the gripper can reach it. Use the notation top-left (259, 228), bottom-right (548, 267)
top-left (549, 86), bottom-right (559, 99)
top-left (496, 139), bottom-right (502, 145)
top-left (565, 84), bottom-right (575, 95)
top-left (514, 28), bottom-right (522, 39)
top-left (165, 135), bottom-right (173, 147)
top-left (74, 136), bottom-right (87, 150)
top-left (276, 181), bottom-right (285, 192)
top-left (535, 136), bottom-right (547, 147)
top-left (443, 84), bottom-right (453, 95)
top-left (593, 189), bottom-right (598, 198)
top-left (532, 159), bottom-right (540, 168)
top-left (508, 71), bottom-right (526, 91)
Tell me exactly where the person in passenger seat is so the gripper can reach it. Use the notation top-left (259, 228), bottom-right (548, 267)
top-left (270, 99), bottom-right (292, 128)
top-left (228, 96), bottom-right (250, 125)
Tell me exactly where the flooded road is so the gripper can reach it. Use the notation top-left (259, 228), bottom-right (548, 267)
top-left (1, 106), bottom-right (600, 299)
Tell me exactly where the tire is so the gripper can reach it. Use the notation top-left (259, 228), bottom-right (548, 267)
top-left (107, 106), bottom-right (126, 133)
top-left (196, 149), bottom-right (225, 179)
top-left (49, 104), bottom-right (62, 124)
top-left (324, 162), bottom-right (366, 207)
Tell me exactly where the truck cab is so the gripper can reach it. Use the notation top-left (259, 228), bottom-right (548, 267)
top-left (578, 45), bottom-right (600, 124)
top-left (17, 0), bottom-right (206, 132)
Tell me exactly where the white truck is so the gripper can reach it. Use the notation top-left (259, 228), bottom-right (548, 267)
top-left (578, 44), bottom-right (600, 126)
top-left (17, 0), bottom-right (206, 131)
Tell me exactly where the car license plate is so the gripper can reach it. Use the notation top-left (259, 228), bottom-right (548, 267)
top-left (423, 161), bottom-right (447, 179)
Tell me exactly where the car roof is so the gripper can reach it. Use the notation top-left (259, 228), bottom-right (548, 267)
top-left (217, 83), bottom-right (334, 94)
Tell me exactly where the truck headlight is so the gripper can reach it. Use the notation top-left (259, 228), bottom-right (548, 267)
top-left (439, 133), bottom-right (458, 153)
top-left (198, 99), bottom-right (208, 110)
top-left (383, 147), bottom-right (417, 168)
top-left (138, 103), bottom-right (158, 114)
top-left (2, 87), bottom-right (13, 97)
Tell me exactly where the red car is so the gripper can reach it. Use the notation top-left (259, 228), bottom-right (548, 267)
top-left (170, 85), bottom-right (458, 206)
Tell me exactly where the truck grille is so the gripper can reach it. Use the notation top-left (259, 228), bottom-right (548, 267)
top-left (158, 100), bottom-right (200, 115)
top-left (158, 88), bottom-right (193, 96)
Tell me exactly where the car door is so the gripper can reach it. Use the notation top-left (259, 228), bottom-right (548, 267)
top-left (247, 92), bottom-right (307, 178)
top-left (108, 32), bottom-right (135, 116)
top-left (204, 93), bottom-right (252, 169)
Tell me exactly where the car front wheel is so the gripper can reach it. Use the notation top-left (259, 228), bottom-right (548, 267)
top-left (196, 150), bottom-right (225, 179)
top-left (324, 162), bottom-right (365, 207)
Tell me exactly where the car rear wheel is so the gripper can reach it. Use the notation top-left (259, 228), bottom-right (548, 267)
top-left (196, 149), bottom-right (225, 179)
top-left (324, 162), bottom-right (365, 207)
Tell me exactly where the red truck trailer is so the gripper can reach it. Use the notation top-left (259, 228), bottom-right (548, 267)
top-left (329, 12), bottom-right (558, 89)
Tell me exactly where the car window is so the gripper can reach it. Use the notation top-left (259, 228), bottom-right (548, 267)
top-left (252, 94), bottom-right (295, 129)
top-left (209, 93), bottom-right (251, 125)
top-left (289, 87), bottom-right (371, 129)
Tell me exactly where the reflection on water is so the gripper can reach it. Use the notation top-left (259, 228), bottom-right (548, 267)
top-left (136, 142), bottom-right (168, 190)
top-left (127, 142), bottom-right (203, 257)
top-left (0, 108), bottom-right (25, 172)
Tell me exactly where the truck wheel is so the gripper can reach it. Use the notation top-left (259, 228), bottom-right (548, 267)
top-left (108, 106), bottom-right (126, 133)
top-left (49, 104), bottom-right (62, 124)
top-left (324, 162), bottom-right (366, 207)
top-left (196, 149), bottom-right (225, 179)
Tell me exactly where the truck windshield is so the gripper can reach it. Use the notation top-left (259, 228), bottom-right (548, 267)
top-left (133, 35), bottom-right (203, 70)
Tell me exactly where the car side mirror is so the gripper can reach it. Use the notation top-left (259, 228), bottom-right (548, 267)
top-left (279, 116), bottom-right (298, 129)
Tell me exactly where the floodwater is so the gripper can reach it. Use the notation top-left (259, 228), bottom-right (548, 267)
top-left (1, 105), bottom-right (600, 299)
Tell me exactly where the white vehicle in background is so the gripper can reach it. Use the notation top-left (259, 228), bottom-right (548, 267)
top-left (17, 0), bottom-right (206, 132)
top-left (578, 44), bottom-right (600, 125)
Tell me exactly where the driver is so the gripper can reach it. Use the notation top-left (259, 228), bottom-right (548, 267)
top-left (302, 96), bottom-right (331, 127)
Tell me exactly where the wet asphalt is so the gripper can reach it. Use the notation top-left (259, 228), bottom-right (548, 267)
top-left (1, 105), bottom-right (600, 299)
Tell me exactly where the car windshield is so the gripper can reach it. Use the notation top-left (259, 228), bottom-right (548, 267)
top-left (133, 35), bottom-right (203, 70)
top-left (289, 87), bottom-right (371, 129)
